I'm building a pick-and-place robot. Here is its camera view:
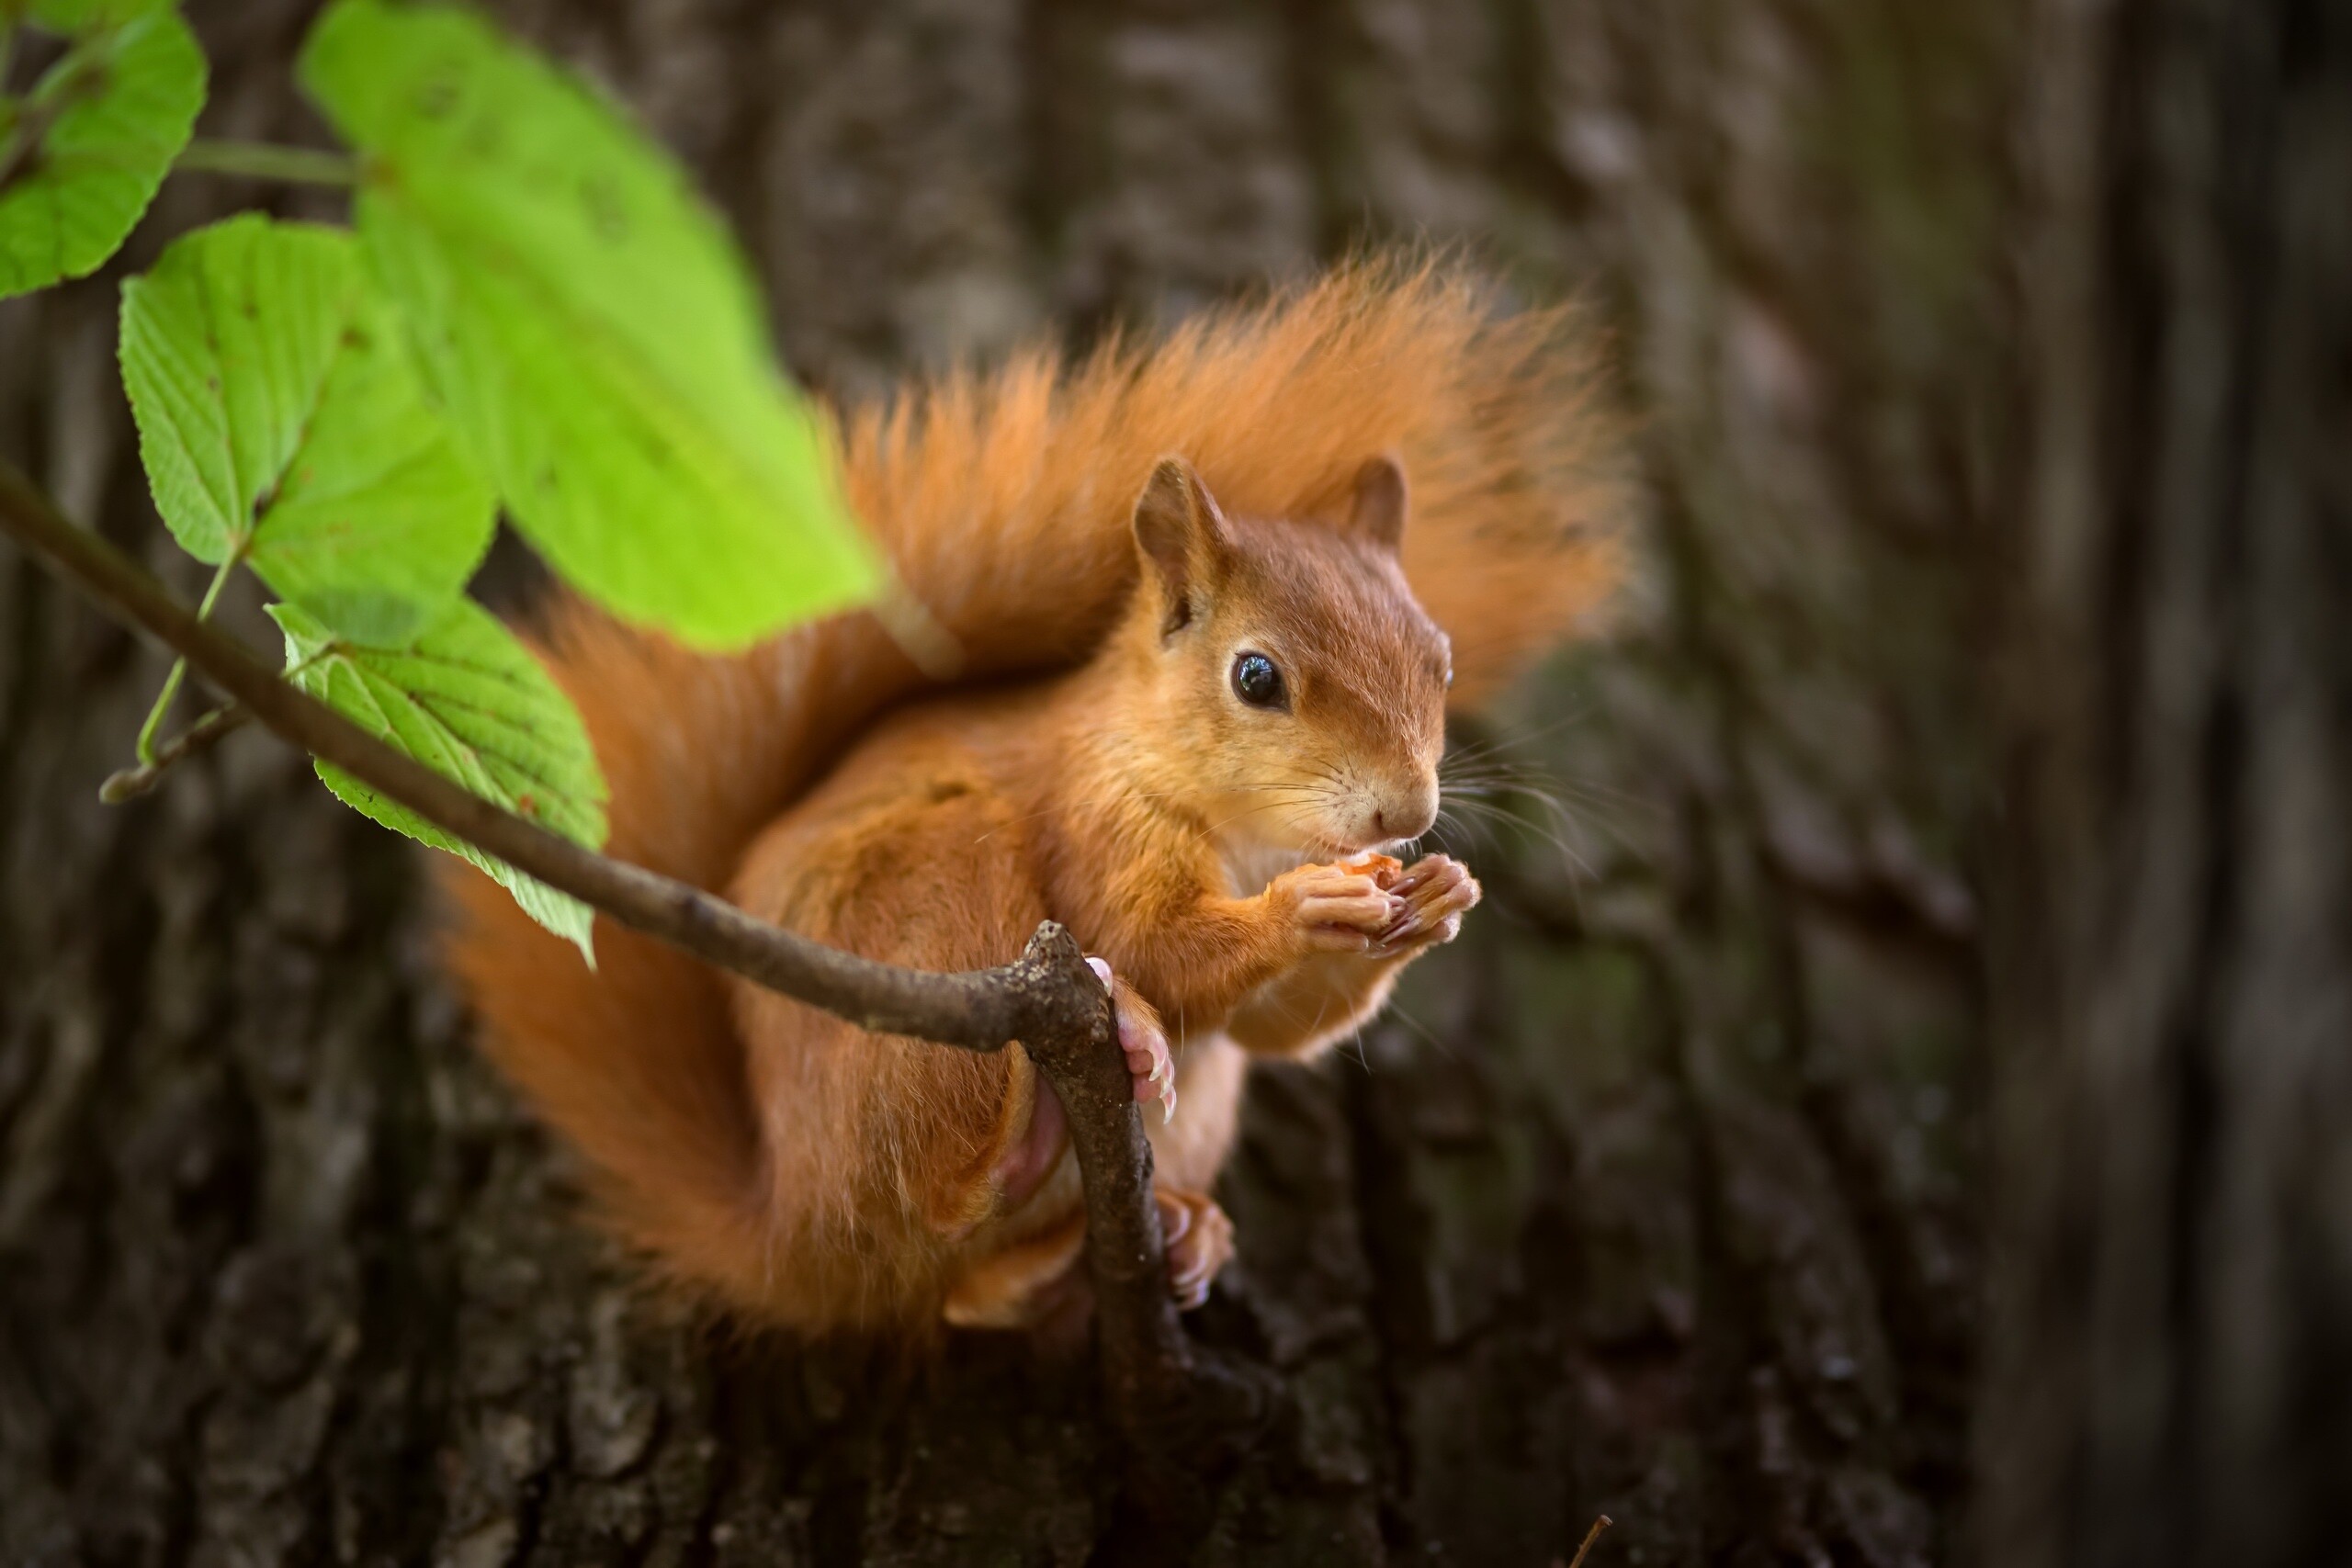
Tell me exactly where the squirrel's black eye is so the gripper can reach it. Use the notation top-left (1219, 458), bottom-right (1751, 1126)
top-left (1231, 651), bottom-right (1285, 709)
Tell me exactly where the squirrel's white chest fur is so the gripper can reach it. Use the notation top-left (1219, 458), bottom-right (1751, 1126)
top-left (1216, 833), bottom-right (1313, 900)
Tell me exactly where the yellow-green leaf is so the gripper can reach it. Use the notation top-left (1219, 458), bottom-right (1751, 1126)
top-left (120, 215), bottom-right (493, 644)
top-left (0, 7), bottom-right (204, 298)
top-left (298, 0), bottom-right (879, 651)
top-left (273, 598), bottom-right (607, 959)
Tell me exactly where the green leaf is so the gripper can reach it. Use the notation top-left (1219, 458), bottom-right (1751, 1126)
top-left (119, 216), bottom-right (355, 562)
top-left (298, 0), bottom-right (879, 651)
top-left (272, 599), bottom-right (607, 959)
top-left (120, 215), bottom-right (494, 644)
top-left (245, 290), bottom-right (497, 644)
top-left (0, 7), bottom-right (204, 299)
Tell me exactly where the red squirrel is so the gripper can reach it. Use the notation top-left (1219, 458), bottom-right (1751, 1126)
top-left (442, 261), bottom-right (1630, 1333)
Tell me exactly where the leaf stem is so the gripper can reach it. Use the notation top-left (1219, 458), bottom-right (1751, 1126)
top-left (174, 138), bottom-right (359, 188)
top-left (133, 553), bottom-right (235, 765)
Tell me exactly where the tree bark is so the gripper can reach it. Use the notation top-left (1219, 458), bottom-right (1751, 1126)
top-left (1982, 2), bottom-right (2352, 1564)
top-left (2, 1), bottom-right (2011, 1562)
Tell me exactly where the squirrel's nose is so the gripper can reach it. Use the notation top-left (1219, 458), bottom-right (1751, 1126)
top-left (1373, 784), bottom-right (1438, 843)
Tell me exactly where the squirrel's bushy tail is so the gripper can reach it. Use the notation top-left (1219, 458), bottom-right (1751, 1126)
top-left (443, 256), bottom-right (1633, 1314)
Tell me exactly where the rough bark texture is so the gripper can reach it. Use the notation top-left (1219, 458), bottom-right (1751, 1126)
top-left (1, 2), bottom-right (2014, 1562)
top-left (1982, 2), bottom-right (2352, 1565)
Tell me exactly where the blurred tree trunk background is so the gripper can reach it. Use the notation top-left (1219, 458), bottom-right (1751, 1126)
top-left (1982, 3), bottom-right (2352, 1567)
top-left (2, 1), bottom-right (2334, 1565)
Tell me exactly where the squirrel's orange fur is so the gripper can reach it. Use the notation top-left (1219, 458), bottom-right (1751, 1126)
top-left (442, 259), bottom-right (1630, 1333)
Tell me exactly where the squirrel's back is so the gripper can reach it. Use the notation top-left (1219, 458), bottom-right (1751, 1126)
top-left (443, 257), bottom-right (1633, 1316)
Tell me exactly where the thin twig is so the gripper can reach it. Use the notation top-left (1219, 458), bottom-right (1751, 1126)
top-left (174, 139), bottom-right (360, 187)
top-left (1564, 1515), bottom-right (1613, 1568)
top-left (0, 454), bottom-right (1238, 1499)
top-left (101, 700), bottom-right (253, 803)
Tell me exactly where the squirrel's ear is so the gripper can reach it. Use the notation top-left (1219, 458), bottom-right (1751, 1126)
top-left (1133, 457), bottom-right (1232, 634)
top-left (1348, 454), bottom-right (1408, 552)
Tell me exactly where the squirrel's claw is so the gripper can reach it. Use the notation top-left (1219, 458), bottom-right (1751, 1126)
top-left (1088, 955), bottom-right (1179, 1124)
top-left (1373, 854), bottom-right (1482, 954)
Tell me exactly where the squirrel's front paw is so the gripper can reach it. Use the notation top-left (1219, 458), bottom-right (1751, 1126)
top-left (1373, 854), bottom-right (1482, 955)
top-left (1271, 862), bottom-right (1408, 954)
top-left (1156, 1188), bottom-right (1235, 1310)
top-left (1087, 957), bottom-right (1176, 1123)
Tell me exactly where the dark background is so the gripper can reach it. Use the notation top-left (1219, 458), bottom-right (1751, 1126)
top-left (2, 2), bottom-right (2343, 1565)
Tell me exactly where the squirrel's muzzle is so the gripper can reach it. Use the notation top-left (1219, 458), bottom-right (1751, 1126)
top-left (1371, 779), bottom-right (1439, 845)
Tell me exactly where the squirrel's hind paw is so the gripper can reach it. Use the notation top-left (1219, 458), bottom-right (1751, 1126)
top-left (1157, 1188), bottom-right (1236, 1310)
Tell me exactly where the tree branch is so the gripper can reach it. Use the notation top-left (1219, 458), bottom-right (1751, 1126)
top-left (0, 456), bottom-right (1252, 1501)
top-left (0, 457), bottom-right (1065, 1044)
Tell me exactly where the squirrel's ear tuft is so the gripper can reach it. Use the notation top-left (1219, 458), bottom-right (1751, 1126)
top-left (1348, 454), bottom-right (1408, 552)
top-left (1133, 457), bottom-right (1232, 634)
